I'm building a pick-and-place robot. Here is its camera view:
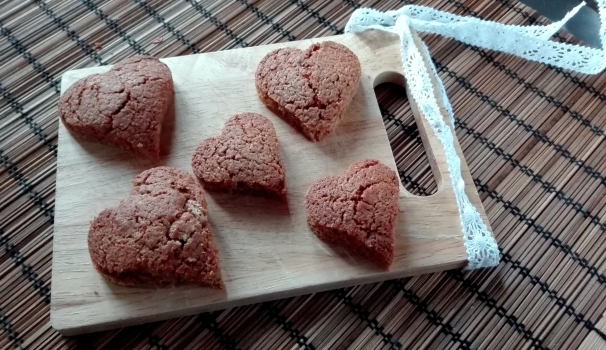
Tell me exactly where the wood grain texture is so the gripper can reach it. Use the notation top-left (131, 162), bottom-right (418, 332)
top-left (50, 30), bottom-right (493, 335)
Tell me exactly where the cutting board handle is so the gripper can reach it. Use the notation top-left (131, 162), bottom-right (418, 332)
top-left (371, 36), bottom-right (452, 198)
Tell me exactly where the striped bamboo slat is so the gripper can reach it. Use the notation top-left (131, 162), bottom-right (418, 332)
top-left (1, 0), bottom-right (606, 349)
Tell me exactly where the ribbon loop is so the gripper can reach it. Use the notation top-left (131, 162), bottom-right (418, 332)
top-left (346, 2), bottom-right (602, 269)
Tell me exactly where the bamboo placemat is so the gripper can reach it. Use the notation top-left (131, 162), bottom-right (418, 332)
top-left (1, 0), bottom-right (606, 349)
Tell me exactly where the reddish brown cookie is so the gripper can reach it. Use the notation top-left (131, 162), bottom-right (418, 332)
top-left (305, 160), bottom-right (399, 269)
top-left (255, 41), bottom-right (361, 142)
top-left (191, 113), bottom-right (286, 198)
top-left (88, 166), bottom-right (223, 288)
top-left (58, 56), bottom-right (173, 160)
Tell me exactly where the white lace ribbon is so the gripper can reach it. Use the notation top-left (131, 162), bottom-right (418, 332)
top-left (345, 1), bottom-right (606, 269)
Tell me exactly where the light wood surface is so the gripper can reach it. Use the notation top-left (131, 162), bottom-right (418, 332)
top-left (51, 30), bottom-right (494, 336)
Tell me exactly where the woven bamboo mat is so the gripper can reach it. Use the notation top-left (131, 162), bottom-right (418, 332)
top-left (1, 0), bottom-right (606, 349)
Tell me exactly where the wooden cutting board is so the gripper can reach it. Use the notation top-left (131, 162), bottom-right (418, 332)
top-left (51, 30), bottom-right (494, 336)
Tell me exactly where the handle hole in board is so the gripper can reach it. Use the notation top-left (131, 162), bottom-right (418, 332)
top-left (374, 78), bottom-right (437, 197)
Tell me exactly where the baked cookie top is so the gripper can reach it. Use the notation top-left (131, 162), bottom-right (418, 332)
top-left (191, 113), bottom-right (286, 198)
top-left (255, 41), bottom-right (361, 142)
top-left (88, 166), bottom-right (223, 288)
top-left (59, 56), bottom-right (173, 160)
top-left (305, 159), bottom-right (399, 269)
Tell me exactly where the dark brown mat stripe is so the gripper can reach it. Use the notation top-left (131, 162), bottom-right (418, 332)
top-left (2, 0), bottom-right (606, 349)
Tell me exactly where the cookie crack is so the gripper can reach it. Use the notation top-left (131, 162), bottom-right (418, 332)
top-left (350, 179), bottom-right (394, 240)
top-left (301, 70), bottom-right (328, 116)
top-left (351, 185), bottom-right (374, 233)
top-left (168, 210), bottom-right (193, 250)
top-left (74, 82), bottom-right (86, 114)
top-left (103, 72), bottom-right (162, 138)
top-left (292, 45), bottom-right (328, 116)
top-left (129, 75), bottom-right (162, 89)
top-left (305, 43), bottom-right (322, 58)
top-left (108, 90), bottom-right (131, 132)
top-left (130, 207), bottom-right (192, 257)
top-left (356, 161), bottom-right (379, 171)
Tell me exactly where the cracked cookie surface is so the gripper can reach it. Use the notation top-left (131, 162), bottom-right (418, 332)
top-left (88, 166), bottom-right (223, 288)
top-left (58, 56), bottom-right (173, 160)
top-left (305, 160), bottom-right (399, 269)
top-left (191, 113), bottom-right (286, 198)
top-left (255, 41), bottom-right (361, 142)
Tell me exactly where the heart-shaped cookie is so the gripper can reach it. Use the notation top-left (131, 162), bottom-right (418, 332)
top-left (88, 166), bottom-right (223, 288)
top-left (191, 113), bottom-right (286, 198)
top-left (305, 159), bottom-right (399, 269)
top-left (59, 56), bottom-right (173, 160)
top-left (255, 41), bottom-right (361, 142)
